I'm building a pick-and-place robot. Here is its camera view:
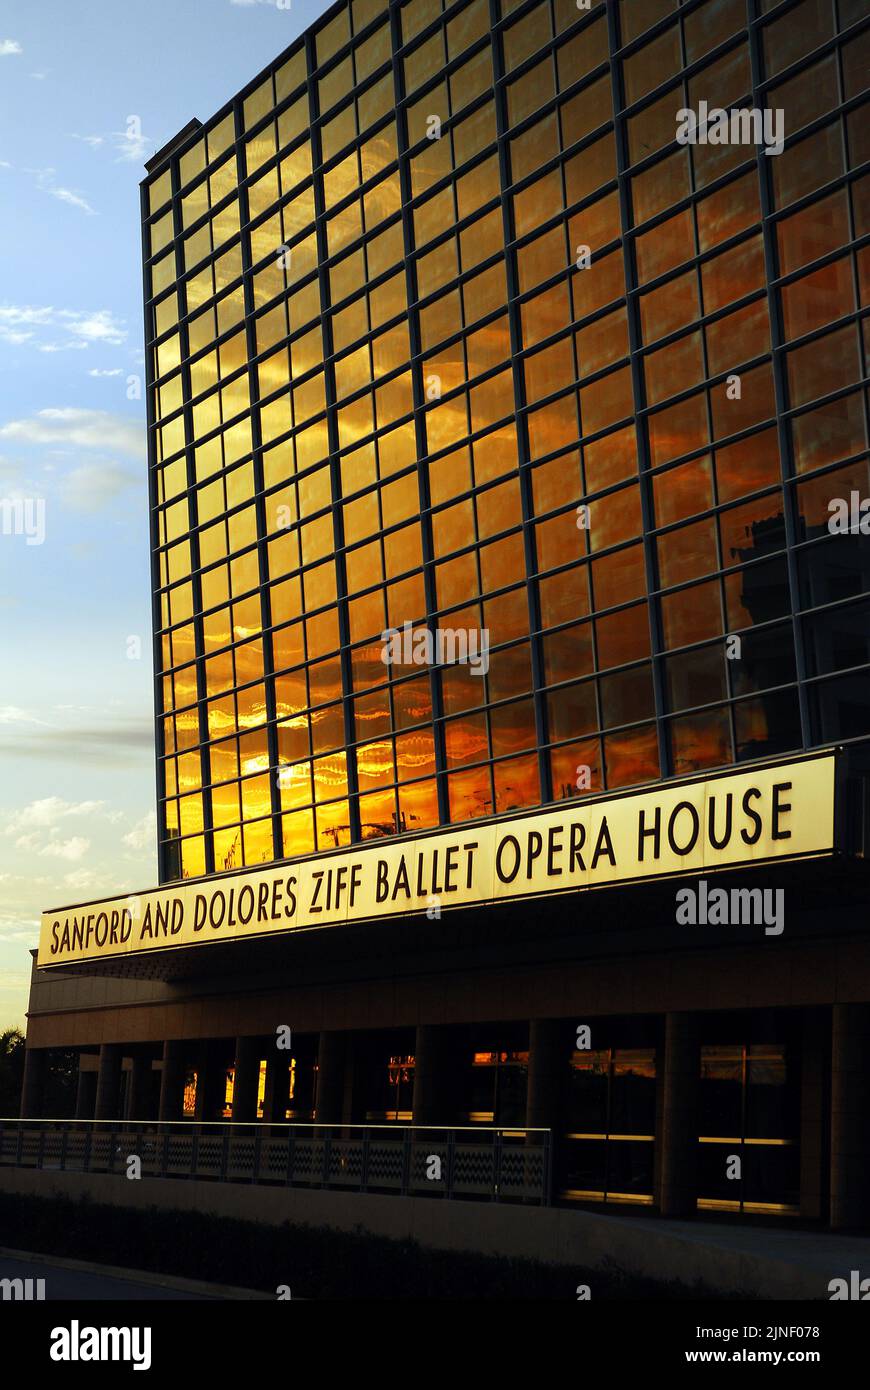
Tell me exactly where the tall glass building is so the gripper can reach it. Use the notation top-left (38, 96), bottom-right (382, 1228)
top-left (13, 0), bottom-right (870, 1247)
top-left (142, 0), bottom-right (870, 886)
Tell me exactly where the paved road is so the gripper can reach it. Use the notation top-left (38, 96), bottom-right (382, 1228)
top-left (0, 1256), bottom-right (219, 1300)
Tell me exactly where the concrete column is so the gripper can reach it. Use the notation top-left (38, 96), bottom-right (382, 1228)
top-left (315, 1032), bottom-right (346, 1124)
top-left (158, 1040), bottom-right (186, 1123)
top-left (194, 1042), bottom-right (228, 1123)
top-left (526, 1020), bottom-right (565, 1131)
top-left (412, 1026), bottom-right (452, 1125)
top-left (656, 1013), bottom-right (699, 1218)
top-left (830, 1004), bottom-right (870, 1230)
top-left (263, 1054), bottom-right (289, 1124)
top-left (799, 1008), bottom-right (828, 1222)
top-left (19, 1047), bottom-right (47, 1118)
top-left (231, 1036), bottom-right (260, 1123)
top-left (125, 1052), bottom-right (153, 1122)
top-left (94, 1044), bottom-right (123, 1121)
top-left (75, 1065), bottom-right (97, 1120)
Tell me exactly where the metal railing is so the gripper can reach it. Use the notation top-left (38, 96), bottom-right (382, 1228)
top-left (0, 1119), bottom-right (552, 1205)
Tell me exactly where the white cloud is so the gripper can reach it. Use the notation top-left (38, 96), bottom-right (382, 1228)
top-left (62, 868), bottom-right (100, 893)
top-left (39, 341), bottom-right (89, 354)
top-left (26, 167), bottom-right (96, 216)
top-left (0, 328), bottom-right (33, 345)
top-left (51, 186), bottom-right (97, 215)
top-left (123, 810), bottom-right (156, 852)
top-left (0, 40), bottom-right (22, 56)
top-left (8, 799), bottom-right (100, 865)
top-left (0, 306), bottom-right (51, 330)
top-left (12, 833), bottom-right (40, 853)
top-left (38, 837), bottom-right (90, 863)
top-left (87, 368), bottom-right (123, 378)
top-left (70, 126), bottom-right (155, 164)
top-left (7, 797), bottom-right (106, 834)
top-left (110, 129), bottom-right (153, 164)
top-left (0, 408), bottom-right (143, 458)
top-left (65, 311), bottom-right (126, 345)
top-left (0, 304), bottom-right (126, 353)
top-left (0, 706), bottom-right (47, 728)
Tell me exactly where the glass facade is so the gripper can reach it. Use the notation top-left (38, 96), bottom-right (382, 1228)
top-left (467, 1045), bottom-right (530, 1124)
top-left (142, 0), bottom-right (870, 883)
top-left (698, 1037), bottom-right (800, 1213)
top-left (561, 1044), bottom-right (657, 1203)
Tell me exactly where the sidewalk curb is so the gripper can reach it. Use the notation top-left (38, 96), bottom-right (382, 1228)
top-left (0, 1246), bottom-right (273, 1300)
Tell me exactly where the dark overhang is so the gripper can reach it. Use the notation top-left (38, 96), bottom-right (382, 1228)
top-left (32, 853), bottom-right (870, 990)
top-left (144, 118), bottom-right (203, 176)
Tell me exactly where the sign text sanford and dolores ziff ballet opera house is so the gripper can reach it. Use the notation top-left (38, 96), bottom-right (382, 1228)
top-left (41, 756), bottom-right (835, 967)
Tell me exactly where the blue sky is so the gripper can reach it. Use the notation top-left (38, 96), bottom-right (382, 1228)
top-left (0, 0), bottom-right (330, 1026)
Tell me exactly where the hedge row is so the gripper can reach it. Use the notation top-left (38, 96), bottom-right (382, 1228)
top-left (0, 1191), bottom-right (736, 1299)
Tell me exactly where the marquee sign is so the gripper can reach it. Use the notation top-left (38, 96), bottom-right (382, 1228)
top-left (37, 754), bottom-right (837, 968)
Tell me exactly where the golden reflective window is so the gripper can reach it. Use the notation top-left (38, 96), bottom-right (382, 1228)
top-left (157, 372), bottom-right (184, 420)
top-left (514, 164), bottom-right (562, 242)
top-left (404, 29), bottom-right (444, 94)
top-left (246, 122), bottom-right (278, 178)
top-left (208, 113), bottom-right (235, 164)
top-left (558, 10), bottom-right (607, 75)
top-left (279, 122), bottom-right (310, 182)
top-left (511, 111), bottom-right (559, 184)
top-left (148, 168), bottom-right (171, 217)
top-left (248, 166), bottom-right (280, 222)
top-left (516, 224), bottom-right (564, 295)
top-left (323, 99), bottom-right (359, 164)
top-left (635, 207), bottom-right (695, 286)
top-left (154, 295), bottom-right (181, 350)
top-left (645, 331), bottom-right (703, 408)
top-left (632, 148), bottom-right (690, 227)
top-left (317, 5), bottom-right (351, 64)
top-left (701, 234), bottom-right (764, 314)
top-left (623, 84), bottom-right (676, 165)
top-left (707, 298), bottom-right (770, 375)
top-left (276, 49), bottom-right (307, 104)
top-left (181, 180), bottom-right (209, 232)
top-left (244, 77), bottom-right (275, 132)
top-left (319, 55), bottom-right (353, 114)
top-left (623, 24), bottom-right (680, 106)
top-left (150, 209), bottom-right (174, 259)
top-left (154, 330), bottom-right (181, 381)
top-left (364, 178), bottom-right (402, 240)
top-left (524, 334), bottom-right (575, 404)
top-left (777, 187), bottom-right (849, 276)
top-left (150, 251), bottom-right (176, 298)
top-left (508, 56), bottom-right (554, 128)
top-left (180, 138), bottom-right (206, 189)
top-left (503, 3), bottom-right (552, 73)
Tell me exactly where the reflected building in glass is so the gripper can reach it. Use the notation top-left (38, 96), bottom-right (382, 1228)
top-left (17, 0), bottom-right (870, 1250)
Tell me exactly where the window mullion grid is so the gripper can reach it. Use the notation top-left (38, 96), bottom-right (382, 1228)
top-left (143, 181), bottom-right (173, 884)
top-left (747, 0), bottom-right (813, 750)
top-left (306, 27), bottom-right (361, 846)
top-left (390, 0), bottom-right (451, 829)
top-left (489, 0), bottom-right (552, 808)
top-left (236, 96), bottom-right (285, 867)
top-left (606, 0), bottom-right (672, 782)
top-left (171, 161), bottom-right (216, 879)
